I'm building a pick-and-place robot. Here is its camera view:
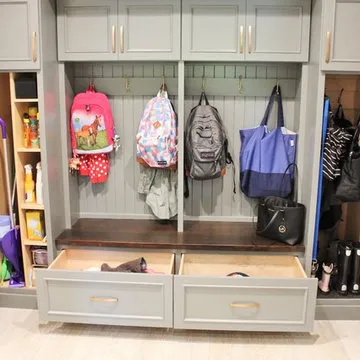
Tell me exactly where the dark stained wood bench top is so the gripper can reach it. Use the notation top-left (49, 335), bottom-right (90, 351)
top-left (56, 219), bottom-right (305, 253)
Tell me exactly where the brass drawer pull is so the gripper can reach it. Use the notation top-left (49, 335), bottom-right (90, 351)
top-left (112, 25), bottom-right (116, 53)
top-left (32, 32), bottom-right (37, 62)
top-left (325, 31), bottom-right (331, 63)
top-left (248, 26), bottom-right (253, 54)
top-left (120, 25), bottom-right (124, 54)
top-left (89, 297), bottom-right (118, 303)
top-left (239, 25), bottom-right (244, 54)
top-left (230, 302), bottom-right (259, 309)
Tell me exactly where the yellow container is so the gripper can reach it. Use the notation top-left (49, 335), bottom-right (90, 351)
top-left (26, 211), bottom-right (45, 241)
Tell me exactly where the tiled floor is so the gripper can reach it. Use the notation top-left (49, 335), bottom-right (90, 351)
top-left (0, 308), bottom-right (359, 360)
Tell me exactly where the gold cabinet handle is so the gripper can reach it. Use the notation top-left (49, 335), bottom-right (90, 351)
top-left (239, 25), bottom-right (244, 54)
top-left (89, 297), bottom-right (118, 303)
top-left (248, 26), bottom-right (253, 54)
top-left (112, 25), bottom-right (116, 53)
top-left (120, 25), bottom-right (124, 54)
top-left (325, 31), bottom-right (331, 63)
top-left (230, 302), bottom-right (259, 309)
top-left (32, 32), bottom-right (37, 62)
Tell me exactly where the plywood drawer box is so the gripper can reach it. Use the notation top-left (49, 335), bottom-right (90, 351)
top-left (36, 249), bottom-right (174, 328)
top-left (174, 254), bottom-right (317, 332)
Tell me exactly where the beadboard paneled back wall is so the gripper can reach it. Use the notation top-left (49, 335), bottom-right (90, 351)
top-left (71, 62), bottom-right (301, 220)
top-left (184, 63), bottom-right (301, 221)
top-left (73, 63), bottom-right (178, 219)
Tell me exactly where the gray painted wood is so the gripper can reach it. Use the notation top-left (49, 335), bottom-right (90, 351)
top-left (37, 0), bottom-right (66, 261)
top-left (118, 0), bottom-right (181, 61)
top-left (0, 287), bottom-right (37, 309)
top-left (73, 63), bottom-right (178, 219)
top-left (182, 0), bottom-right (246, 61)
top-left (36, 268), bottom-right (173, 328)
top-left (177, 62), bottom-right (185, 232)
top-left (72, 63), bottom-right (299, 221)
top-left (59, 64), bottom-right (80, 228)
top-left (322, 0), bottom-right (360, 72)
top-left (0, 0), bottom-right (40, 70)
top-left (316, 298), bottom-right (360, 320)
top-left (297, 0), bottom-right (326, 275)
top-left (246, 0), bottom-right (311, 62)
top-left (57, 0), bottom-right (118, 61)
top-left (174, 275), bottom-right (317, 332)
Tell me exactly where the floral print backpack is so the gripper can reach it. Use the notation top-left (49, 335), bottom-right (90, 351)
top-left (136, 89), bottom-right (177, 169)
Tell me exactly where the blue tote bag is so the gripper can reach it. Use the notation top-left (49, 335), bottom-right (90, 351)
top-left (240, 86), bottom-right (297, 198)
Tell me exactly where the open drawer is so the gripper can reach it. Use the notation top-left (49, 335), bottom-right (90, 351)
top-left (36, 249), bottom-right (174, 328)
top-left (174, 254), bottom-right (317, 332)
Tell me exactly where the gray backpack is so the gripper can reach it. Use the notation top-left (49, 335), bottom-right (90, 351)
top-left (185, 92), bottom-right (235, 186)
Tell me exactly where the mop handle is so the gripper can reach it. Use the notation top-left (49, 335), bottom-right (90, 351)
top-left (0, 118), bottom-right (14, 228)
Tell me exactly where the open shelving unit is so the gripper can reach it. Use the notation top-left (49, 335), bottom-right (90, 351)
top-left (9, 73), bottom-right (48, 288)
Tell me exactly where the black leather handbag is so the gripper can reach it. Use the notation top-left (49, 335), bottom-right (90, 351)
top-left (336, 120), bottom-right (360, 202)
top-left (256, 165), bottom-right (306, 246)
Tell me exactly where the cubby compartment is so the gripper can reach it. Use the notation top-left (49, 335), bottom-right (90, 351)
top-left (36, 249), bottom-right (174, 327)
top-left (174, 253), bottom-right (317, 332)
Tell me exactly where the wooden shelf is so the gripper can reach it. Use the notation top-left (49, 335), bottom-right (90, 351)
top-left (17, 147), bottom-right (41, 153)
top-left (14, 98), bottom-right (38, 103)
top-left (56, 219), bottom-right (305, 253)
top-left (23, 239), bottom-right (47, 246)
top-left (21, 203), bottom-right (44, 210)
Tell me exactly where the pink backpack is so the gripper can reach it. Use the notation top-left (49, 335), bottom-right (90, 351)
top-left (71, 86), bottom-right (114, 154)
top-left (136, 90), bottom-right (177, 169)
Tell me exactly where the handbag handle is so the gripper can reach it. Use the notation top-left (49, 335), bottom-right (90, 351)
top-left (260, 85), bottom-right (285, 128)
top-left (279, 163), bottom-right (298, 203)
top-left (198, 91), bottom-right (209, 106)
top-left (349, 117), bottom-right (360, 156)
top-left (257, 209), bottom-right (282, 235)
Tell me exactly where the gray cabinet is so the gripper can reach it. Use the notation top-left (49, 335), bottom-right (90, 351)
top-left (118, 0), bottom-right (180, 60)
top-left (36, 249), bottom-right (175, 327)
top-left (57, 0), bottom-right (118, 61)
top-left (182, 0), bottom-right (246, 61)
top-left (174, 254), bottom-right (317, 332)
top-left (57, 0), bottom-right (180, 61)
top-left (322, 0), bottom-right (360, 72)
top-left (182, 0), bottom-right (310, 62)
top-left (0, 0), bottom-right (40, 70)
top-left (246, 0), bottom-right (311, 62)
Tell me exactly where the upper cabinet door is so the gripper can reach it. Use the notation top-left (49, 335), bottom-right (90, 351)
top-left (322, 0), bottom-right (360, 72)
top-left (117, 0), bottom-right (180, 61)
top-left (0, 0), bottom-right (40, 70)
top-left (246, 0), bottom-right (310, 62)
top-left (57, 0), bottom-right (118, 61)
top-left (182, 0), bottom-right (246, 61)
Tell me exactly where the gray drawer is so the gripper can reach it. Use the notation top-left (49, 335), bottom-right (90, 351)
top-left (174, 254), bottom-right (317, 332)
top-left (36, 249), bottom-right (174, 328)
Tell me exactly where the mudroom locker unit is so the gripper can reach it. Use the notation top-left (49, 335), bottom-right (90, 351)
top-left (0, 0), bottom-right (359, 329)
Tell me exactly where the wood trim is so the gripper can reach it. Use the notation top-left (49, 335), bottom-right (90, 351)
top-left (48, 250), bottom-right (66, 270)
top-left (294, 256), bottom-right (307, 278)
top-left (179, 254), bottom-right (185, 276)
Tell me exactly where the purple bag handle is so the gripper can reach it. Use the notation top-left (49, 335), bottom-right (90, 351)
top-left (260, 86), bottom-right (285, 128)
top-left (0, 117), bottom-right (6, 139)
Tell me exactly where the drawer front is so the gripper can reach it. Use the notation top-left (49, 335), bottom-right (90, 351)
top-left (174, 276), bottom-right (317, 332)
top-left (37, 269), bottom-right (173, 328)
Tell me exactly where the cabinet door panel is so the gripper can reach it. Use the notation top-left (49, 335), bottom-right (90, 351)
top-left (57, 0), bottom-right (118, 61)
top-left (182, 0), bottom-right (245, 61)
top-left (323, 0), bottom-right (360, 71)
top-left (0, 0), bottom-right (39, 70)
top-left (118, 0), bottom-right (180, 60)
top-left (246, 0), bottom-right (310, 62)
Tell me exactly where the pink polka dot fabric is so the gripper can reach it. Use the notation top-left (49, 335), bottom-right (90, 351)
top-left (79, 154), bottom-right (110, 184)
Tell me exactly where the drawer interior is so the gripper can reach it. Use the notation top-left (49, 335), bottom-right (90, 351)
top-left (179, 254), bottom-right (306, 279)
top-left (50, 249), bottom-right (174, 275)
